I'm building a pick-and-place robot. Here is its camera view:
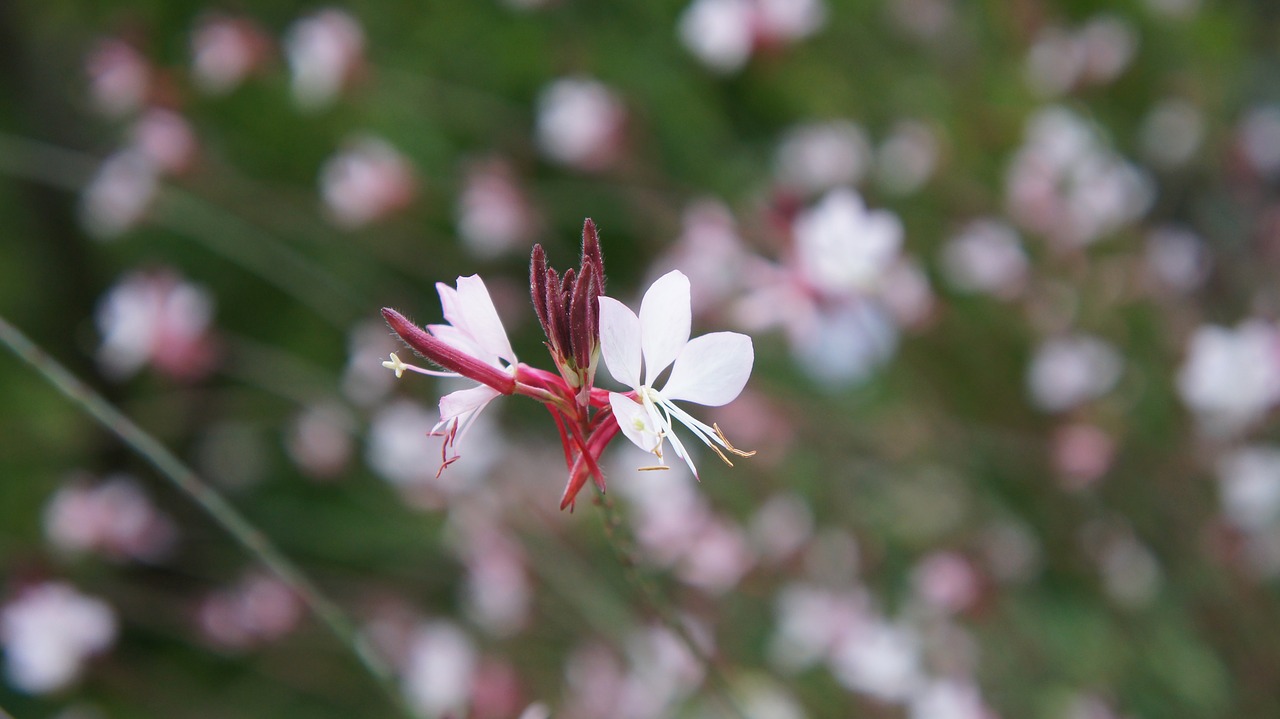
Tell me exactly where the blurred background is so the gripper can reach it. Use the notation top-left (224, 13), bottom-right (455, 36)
top-left (2, 0), bottom-right (1280, 717)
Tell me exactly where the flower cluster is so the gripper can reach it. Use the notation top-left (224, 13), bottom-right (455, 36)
top-left (381, 220), bottom-right (755, 509)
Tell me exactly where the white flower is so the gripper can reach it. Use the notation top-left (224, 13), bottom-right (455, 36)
top-left (1177, 320), bottom-right (1280, 436)
top-left (2, 583), bottom-right (117, 694)
top-left (599, 270), bottom-right (754, 477)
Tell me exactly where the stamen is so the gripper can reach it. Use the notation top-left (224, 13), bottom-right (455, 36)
top-left (638, 465), bottom-right (670, 472)
top-left (713, 423), bottom-right (757, 458)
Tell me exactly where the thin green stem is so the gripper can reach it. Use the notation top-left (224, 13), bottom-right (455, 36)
top-left (592, 492), bottom-right (749, 719)
top-left (0, 314), bottom-right (411, 718)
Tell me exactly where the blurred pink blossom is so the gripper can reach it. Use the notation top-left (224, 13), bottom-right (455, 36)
top-left (1025, 16), bottom-right (1137, 97)
top-left (677, 0), bottom-right (826, 72)
top-left (1052, 423), bottom-right (1116, 490)
top-left (939, 219), bottom-right (1028, 299)
top-left (285, 9), bottom-right (365, 110)
top-left (911, 552), bottom-right (981, 615)
top-left (830, 618), bottom-right (924, 702)
top-left (1006, 107), bottom-right (1153, 247)
top-left (535, 78), bottom-right (626, 171)
top-left (80, 150), bottom-right (158, 239)
top-left (130, 108), bottom-right (197, 175)
top-left (197, 573), bottom-right (303, 650)
top-left (85, 38), bottom-right (150, 117)
top-left (286, 403), bottom-right (355, 479)
top-left (1238, 106), bottom-right (1280, 178)
top-left (653, 200), bottom-right (752, 315)
top-left (456, 157), bottom-right (535, 258)
top-left (320, 136), bottom-right (417, 228)
top-left (190, 15), bottom-right (271, 95)
top-left (95, 268), bottom-right (218, 381)
top-left (44, 474), bottom-right (177, 563)
top-left (1, 583), bottom-right (117, 694)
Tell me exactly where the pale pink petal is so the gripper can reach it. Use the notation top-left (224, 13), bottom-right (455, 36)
top-left (638, 270), bottom-right (692, 383)
top-left (428, 324), bottom-right (487, 363)
top-left (436, 282), bottom-right (462, 327)
top-left (662, 331), bottom-right (754, 406)
top-left (610, 392), bottom-right (662, 453)
top-left (454, 275), bottom-right (517, 365)
top-left (439, 384), bottom-right (501, 423)
top-left (599, 296), bottom-right (643, 389)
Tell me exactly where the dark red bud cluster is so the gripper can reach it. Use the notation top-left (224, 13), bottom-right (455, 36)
top-left (531, 219), bottom-right (606, 379)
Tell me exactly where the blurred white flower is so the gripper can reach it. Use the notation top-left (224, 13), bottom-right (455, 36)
top-left (85, 39), bottom-right (150, 117)
top-left (794, 188), bottom-right (904, 295)
top-left (909, 679), bottom-right (991, 719)
top-left (775, 121), bottom-right (872, 194)
top-left (1025, 16), bottom-right (1136, 97)
top-left (286, 403), bottom-right (354, 479)
top-left (1139, 98), bottom-right (1204, 168)
top-left (456, 157), bottom-right (534, 258)
top-left (748, 493), bottom-right (814, 563)
top-left (536, 78), bottom-right (625, 171)
top-left (1097, 534), bottom-right (1162, 608)
top-left (618, 625), bottom-right (705, 719)
top-left (452, 515), bottom-right (531, 637)
top-left (769, 584), bottom-right (869, 671)
top-left (830, 619), bottom-right (923, 703)
top-left (679, 0), bottom-right (755, 74)
top-left (1142, 0), bottom-right (1199, 20)
top-left (285, 9), bottom-right (364, 110)
top-left (80, 150), bottom-right (158, 240)
top-left (675, 517), bottom-right (756, 594)
top-left (888, 0), bottom-right (955, 40)
top-left (1177, 321), bottom-right (1280, 436)
top-left (1006, 107), bottom-right (1153, 247)
top-left (1144, 225), bottom-right (1210, 293)
top-left (1217, 446), bottom-right (1280, 532)
top-left (876, 120), bottom-right (939, 196)
top-left (1027, 334), bottom-right (1123, 412)
top-left (401, 621), bottom-right (478, 718)
top-left (1239, 106), bottom-right (1280, 177)
top-left (95, 268), bottom-right (217, 381)
top-left (191, 15), bottom-right (269, 95)
top-left (320, 136), bottom-right (417, 228)
top-left (342, 320), bottom-right (400, 406)
top-left (44, 474), bottom-right (177, 563)
top-left (939, 219), bottom-right (1028, 298)
top-left (2, 583), bottom-right (117, 694)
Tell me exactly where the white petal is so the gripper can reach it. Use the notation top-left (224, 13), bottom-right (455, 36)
top-left (436, 282), bottom-right (462, 327)
top-left (599, 296), bottom-right (643, 389)
top-left (610, 392), bottom-right (662, 453)
top-left (439, 384), bottom-right (501, 423)
top-left (639, 270), bottom-right (691, 383)
top-left (661, 331), bottom-right (753, 406)
top-left (454, 275), bottom-right (517, 365)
